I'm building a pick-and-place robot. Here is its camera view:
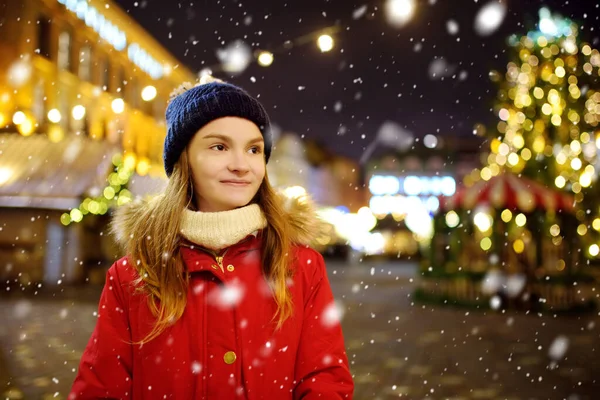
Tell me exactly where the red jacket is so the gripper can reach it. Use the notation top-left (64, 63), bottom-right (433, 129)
top-left (69, 235), bottom-right (354, 399)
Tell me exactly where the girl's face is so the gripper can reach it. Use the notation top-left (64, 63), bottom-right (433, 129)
top-left (186, 117), bottom-right (266, 212)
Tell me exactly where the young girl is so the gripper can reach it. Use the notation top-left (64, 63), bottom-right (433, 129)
top-left (69, 76), bottom-right (354, 399)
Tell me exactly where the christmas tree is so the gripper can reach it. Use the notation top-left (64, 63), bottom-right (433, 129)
top-left (482, 7), bottom-right (600, 259)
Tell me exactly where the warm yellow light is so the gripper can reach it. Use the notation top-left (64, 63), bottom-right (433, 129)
top-left (123, 153), bottom-right (137, 172)
top-left (550, 224), bottom-right (560, 237)
top-left (317, 34), bottom-right (334, 52)
top-left (589, 244), bottom-right (599, 257)
top-left (592, 218), bottom-right (600, 231)
top-left (480, 167), bottom-right (492, 181)
top-left (507, 153), bottom-right (520, 166)
top-left (136, 157), bottom-right (151, 176)
top-left (571, 158), bottom-right (582, 170)
top-left (0, 168), bottom-right (12, 185)
top-left (521, 148), bottom-right (532, 160)
top-left (112, 98), bottom-right (125, 114)
top-left (445, 211), bottom-right (460, 228)
top-left (533, 87), bottom-right (544, 99)
top-left (498, 143), bottom-right (510, 156)
top-left (577, 224), bottom-right (588, 236)
top-left (141, 86), bottom-right (157, 101)
top-left (48, 124), bottom-right (64, 142)
top-left (72, 105), bottom-right (86, 121)
top-left (570, 140), bottom-right (581, 154)
top-left (47, 108), bottom-right (61, 123)
top-left (555, 66), bottom-right (566, 78)
top-left (515, 213), bottom-right (527, 227)
top-left (70, 208), bottom-right (83, 223)
top-left (490, 138), bottom-right (501, 154)
top-left (555, 176), bottom-right (566, 188)
top-left (480, 237), bottom-right (492, 251)
top-left (0, 112), bottom-right (6, 127)
top-left (513, 239), bottom-right (525, 254)
top-left (17, 118), bottom-right (34, 136)
top-left (501, 209), bottom-right (513, 222)
top-left (60, 213), bottom-right (71, 226)
top-left (104, 186), bottom-right (116, 200)
top-left (580, 173), bottom-right (592, 188)
top-left (551, 114), bottom-right (562, 126)
top-left (385, 0), bottom-right (416, 27)
top-left (12, 111), bottom-right (26, 125)
top-left (474, 212), bottom-right (493, 232)
top-left (257, 51), bottom-right (274, 67)
top-left (533, 136), bottom-right (545, 153)
top-left (541, 104), bottom-right (553, 116)
top-left (513, 134), bottom-right (524, 149)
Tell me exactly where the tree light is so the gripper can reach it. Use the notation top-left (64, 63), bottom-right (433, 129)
top-left (317, 34), bottom-right (334, 52)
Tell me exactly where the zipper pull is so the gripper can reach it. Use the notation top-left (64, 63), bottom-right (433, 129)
top-left (215, 256), bottom-right (224, 273)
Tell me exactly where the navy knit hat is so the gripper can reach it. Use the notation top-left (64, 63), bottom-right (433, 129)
top-left (164, 77), bottom-right (272, 177)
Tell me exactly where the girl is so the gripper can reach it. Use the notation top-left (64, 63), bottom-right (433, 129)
top-left (69, 76), bottom-right (354, 399)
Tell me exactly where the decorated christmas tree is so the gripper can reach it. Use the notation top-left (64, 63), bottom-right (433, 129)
top-left (482, 7), bottom-right (600, 259)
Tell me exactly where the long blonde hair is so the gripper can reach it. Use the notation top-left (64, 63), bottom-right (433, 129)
top-left (112, 152), bottom-right (294, 344)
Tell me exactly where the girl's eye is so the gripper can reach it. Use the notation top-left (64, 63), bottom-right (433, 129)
top-left (211, 144), bottom-right (226, 151)
top-left (249, 146), bottom-right (262, 154)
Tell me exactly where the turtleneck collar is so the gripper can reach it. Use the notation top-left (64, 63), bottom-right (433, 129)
top-left (179, 203), bottom-right (267, 250)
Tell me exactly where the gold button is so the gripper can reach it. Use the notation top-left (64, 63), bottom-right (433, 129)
top-left (227, 264), bottom-right (235, 272)
top-left (223, 351), bottom-right (237, 364)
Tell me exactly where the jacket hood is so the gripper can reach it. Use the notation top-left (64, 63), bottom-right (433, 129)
top-left (110, 191), bottom-right (326, 249)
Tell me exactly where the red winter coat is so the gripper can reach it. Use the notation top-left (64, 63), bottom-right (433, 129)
top-left (70, 222), bottom-right (353, 398)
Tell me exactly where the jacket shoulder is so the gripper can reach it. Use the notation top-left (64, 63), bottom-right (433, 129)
top-left (106, 256), bottom-right (140, 292)
top-left (292, 244), bottom-right (327, 286)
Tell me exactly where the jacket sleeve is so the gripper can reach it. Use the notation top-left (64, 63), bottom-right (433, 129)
top-left (69, 263), bottom-right (133, 400)
top-left (293, 250), bottom-right (354, 399)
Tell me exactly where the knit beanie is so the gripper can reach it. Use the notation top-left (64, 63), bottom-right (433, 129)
top-left (164, 76), bottom-right (272, 177)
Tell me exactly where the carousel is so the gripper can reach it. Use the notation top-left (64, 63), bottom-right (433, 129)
top-left (419, 172), bottom-right (596, 312)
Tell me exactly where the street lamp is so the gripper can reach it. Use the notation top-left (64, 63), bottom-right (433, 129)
top-left (385, 0), bottom-right (416, 28)
top-left (359, 120), bottom-right (415, 165)
top-left (257, 51), bottom-right (274, 67)
top-left (317, 34), bottom-right (334, 52)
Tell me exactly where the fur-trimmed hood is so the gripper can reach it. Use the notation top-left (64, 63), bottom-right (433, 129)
top-left (110, 192), bottom-right (326, 249)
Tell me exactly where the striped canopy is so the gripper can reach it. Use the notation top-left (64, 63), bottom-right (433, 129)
top-left (440, 173), bottom-right (575, 213)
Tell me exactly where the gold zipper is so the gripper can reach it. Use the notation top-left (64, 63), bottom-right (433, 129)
top-left (214, 255), bottom-right (225, 273)
top-left (191, 234), bottom-right (255, 273)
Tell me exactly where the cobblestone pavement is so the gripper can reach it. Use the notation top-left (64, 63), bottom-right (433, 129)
top-left (1, 260), bottom-right (599, 399)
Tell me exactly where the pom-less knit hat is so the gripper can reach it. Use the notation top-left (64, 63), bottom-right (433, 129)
top-left (164, 76), bottom-right (272, 177)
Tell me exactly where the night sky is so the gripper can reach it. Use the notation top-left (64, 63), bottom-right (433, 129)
top-left (113, 0), bottom-right (600, 161)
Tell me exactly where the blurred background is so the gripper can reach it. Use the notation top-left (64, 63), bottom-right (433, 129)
top-left (0, 0), bottom-right (599, 398)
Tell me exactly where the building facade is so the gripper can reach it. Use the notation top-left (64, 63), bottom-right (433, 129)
top-left (0, 0), bottom-right (195, 285)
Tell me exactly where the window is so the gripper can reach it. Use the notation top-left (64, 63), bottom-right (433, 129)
top-left (58, 91), bottom-right (70, 133)
top-left (37, 14), bottom-right (51, 59)
top-left (57, 31), bottom-right (71, 70)
top-left (32, 79), bottom-right (45, 125)
top-left (78, 46), bottom-right (92, 81)
top-left (102, 59), bottom-right (111, 90)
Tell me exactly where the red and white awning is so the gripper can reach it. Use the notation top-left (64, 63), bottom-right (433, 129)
top-left (440, 173), bottom-right (575, 213)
